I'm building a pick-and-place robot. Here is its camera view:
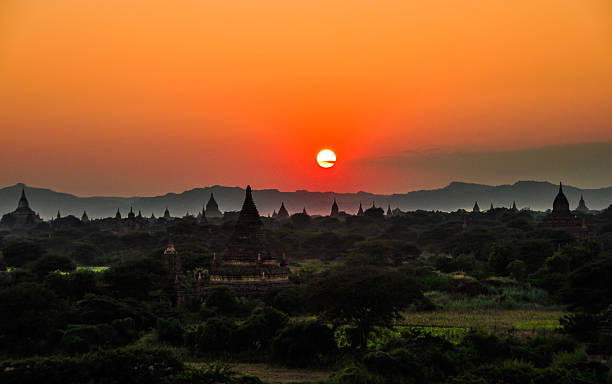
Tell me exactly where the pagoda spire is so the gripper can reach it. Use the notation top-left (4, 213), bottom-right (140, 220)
top-left (330, 198), bottom-right (339, 216)
top-left (472, 201), bottom-right (480, 213)
top-left (17, 188), bottom-right (30, 209)
top-left (357, 202), bottom-right (364, 216)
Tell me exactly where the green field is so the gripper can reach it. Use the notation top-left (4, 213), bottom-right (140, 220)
top-left (400, 309), bottom-right (565, 333)
top-left (76, 266), bottom-right (110, 273)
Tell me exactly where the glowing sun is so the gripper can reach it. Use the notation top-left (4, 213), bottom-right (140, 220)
top-left (317, 149), bottom-right (336, 168)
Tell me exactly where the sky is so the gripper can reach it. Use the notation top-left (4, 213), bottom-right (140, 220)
top-left (0, 0), bottom-right (611, 196)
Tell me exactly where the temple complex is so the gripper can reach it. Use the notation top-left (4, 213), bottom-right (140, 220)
top-left (277, 202), bottom-right (289, 219)
top-left (540, 182), bottom-right (589, 239)
top-left (0, 189), bottom-right (42, 229)
top-left (576, 195), bottom-right (589, 213)
top-left (205, 194), bottom-right (223, 219)
top-left (207, 186), bottom-right (290, 295)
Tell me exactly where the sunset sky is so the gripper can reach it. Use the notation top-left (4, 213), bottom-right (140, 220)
top-left (1, 0), bottom-right (611, 196)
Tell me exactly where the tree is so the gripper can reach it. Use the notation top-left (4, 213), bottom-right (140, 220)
top-left (488, 244), bottom-right (514, 276)
top-left (307, 266), bottom-right (426, 349)
top-left (30, 254), bottom-right (76, 277)
top-left (561, 257), bottom-right (612, 313)
top-left (2, 241), bottom-right (45, 267)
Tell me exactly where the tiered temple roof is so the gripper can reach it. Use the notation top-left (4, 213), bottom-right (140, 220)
top-left (209, 185), bottom-right (289, 283)
top-left (473, 201), bottom-right (480, 213)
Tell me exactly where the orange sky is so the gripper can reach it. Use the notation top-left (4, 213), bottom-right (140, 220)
top-left (0, 0), bottom-right (611, 195)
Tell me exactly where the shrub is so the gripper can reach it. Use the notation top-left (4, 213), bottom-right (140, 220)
top-left (191, 317), bottom-right (236, 352)
top-left (0, 346), bottom-right (183, 384)
top-left (271, 320), bottom-right (337, 366)
top-left (157, 318), bottom-right (184, 345)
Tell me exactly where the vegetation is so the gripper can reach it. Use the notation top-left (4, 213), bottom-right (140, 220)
top-left (1, 205), bottom-right (611, 382)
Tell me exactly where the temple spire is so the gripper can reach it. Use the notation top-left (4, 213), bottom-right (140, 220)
top-left (357, 202), bottom-right (364, 216)
top-left (17, 188), bottom-right (30, 209)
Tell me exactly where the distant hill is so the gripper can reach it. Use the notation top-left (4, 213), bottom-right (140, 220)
top-left (1, 181), bottom-right (611, 219)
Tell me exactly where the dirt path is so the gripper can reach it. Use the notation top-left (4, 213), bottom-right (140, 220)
top-left (188, 362), bottom-right (332, 383)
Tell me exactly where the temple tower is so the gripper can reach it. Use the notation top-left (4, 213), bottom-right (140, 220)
top-left (205, 193), bottom-right (223, 219)
top-left (277, 202), bottom-right (289, 219)
top-left (576, 195), bottom-right (589, 213)
top-left (81, 210), bottom-right (89, 222)
top-left (472, 201), bottom-right (480, 213)
top-left (357, 202), bottom-right (364, 216)
top-left (330, 198), bottom-right (339, 217)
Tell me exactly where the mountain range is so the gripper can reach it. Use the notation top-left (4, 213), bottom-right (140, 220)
top-left (1, 181), bottom-right (611, 219)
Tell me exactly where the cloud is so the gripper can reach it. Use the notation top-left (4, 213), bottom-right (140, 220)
top-left (356, 142), bottom-right (612, 189)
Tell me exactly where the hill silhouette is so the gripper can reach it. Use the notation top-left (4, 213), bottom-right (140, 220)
top-left (1, 181), bottom-right (611, 219)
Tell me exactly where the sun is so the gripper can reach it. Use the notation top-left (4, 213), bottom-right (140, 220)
top-left (317, 149), bottom-right (336, 168)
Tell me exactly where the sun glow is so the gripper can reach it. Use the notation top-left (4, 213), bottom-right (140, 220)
top-left (317, 149), bottom-right (336, 168)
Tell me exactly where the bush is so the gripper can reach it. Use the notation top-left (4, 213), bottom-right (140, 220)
top-left (271, 320), bottom-right (337, 366)
top-left (157, 318), bottom-right (184, 345)
top-left (205, 287), bottom-right (239, 315)
top-left (235, 306), bottom-right (288, 349)
top-left (30, 254), bottom-right (76, 277)
top-left (0, 346), bottom-right (184, 384)
top-left (189, 317), bottom-right (237, 352)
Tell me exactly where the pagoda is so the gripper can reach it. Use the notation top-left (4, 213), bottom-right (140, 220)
top-left (575, 195), bottom-right (589, 213)
top-left (472, 201), bottom-right (480, 213)
top-left (386, 204), bottom-right (392, 216)
top-left (205, 193), bottom-right (223, 219)
top-left (330, 198), bottom-right (339, 217)
top-left (540, 182), bottom-right (588, 239)
top-left (208, 186), bottom-right (290, 293)
top-left (277, 202), bottom-right (289, 219)
top-left (357, 202), bottom-right (364, 216)
top-left (0, 188), bottom-right (42, 229)
top-left (163, 207), bottom-right (171, 220)
top-left (81, 210), bottom-right (89, 222)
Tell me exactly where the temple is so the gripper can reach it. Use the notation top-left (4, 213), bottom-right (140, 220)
top-left (540, 182), bottom-right (589, 240)
top-left (357, 202), bottom-right (364, 216)
top-left (207, 185), bottom-right (290, 295)
top-left (330, 198), bottom-right (339, 217)
top-left (386, 204), bottom-right (392, 216)
top-left (511, 201), bottom-right (518, 211)
top-left (205, 193), bottom-right (223, 219)
top-left (81, 210), bottom-right (89, 222)
top-left (576, 195), bottom-right (589, 213)
top-left (277, 202), bottom-right (289, 219)
top-left (472, 201), bottom-right (480, 213)
top-left (163, 207), bottom-right (171, 220)
top-left (0, 188), bottom-right (42, 229)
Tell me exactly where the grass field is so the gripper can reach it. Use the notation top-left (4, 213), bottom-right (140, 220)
top-left (400, 309), bottom-right (565, 333)
top-left (76, 266), bottom-right (110, 273)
